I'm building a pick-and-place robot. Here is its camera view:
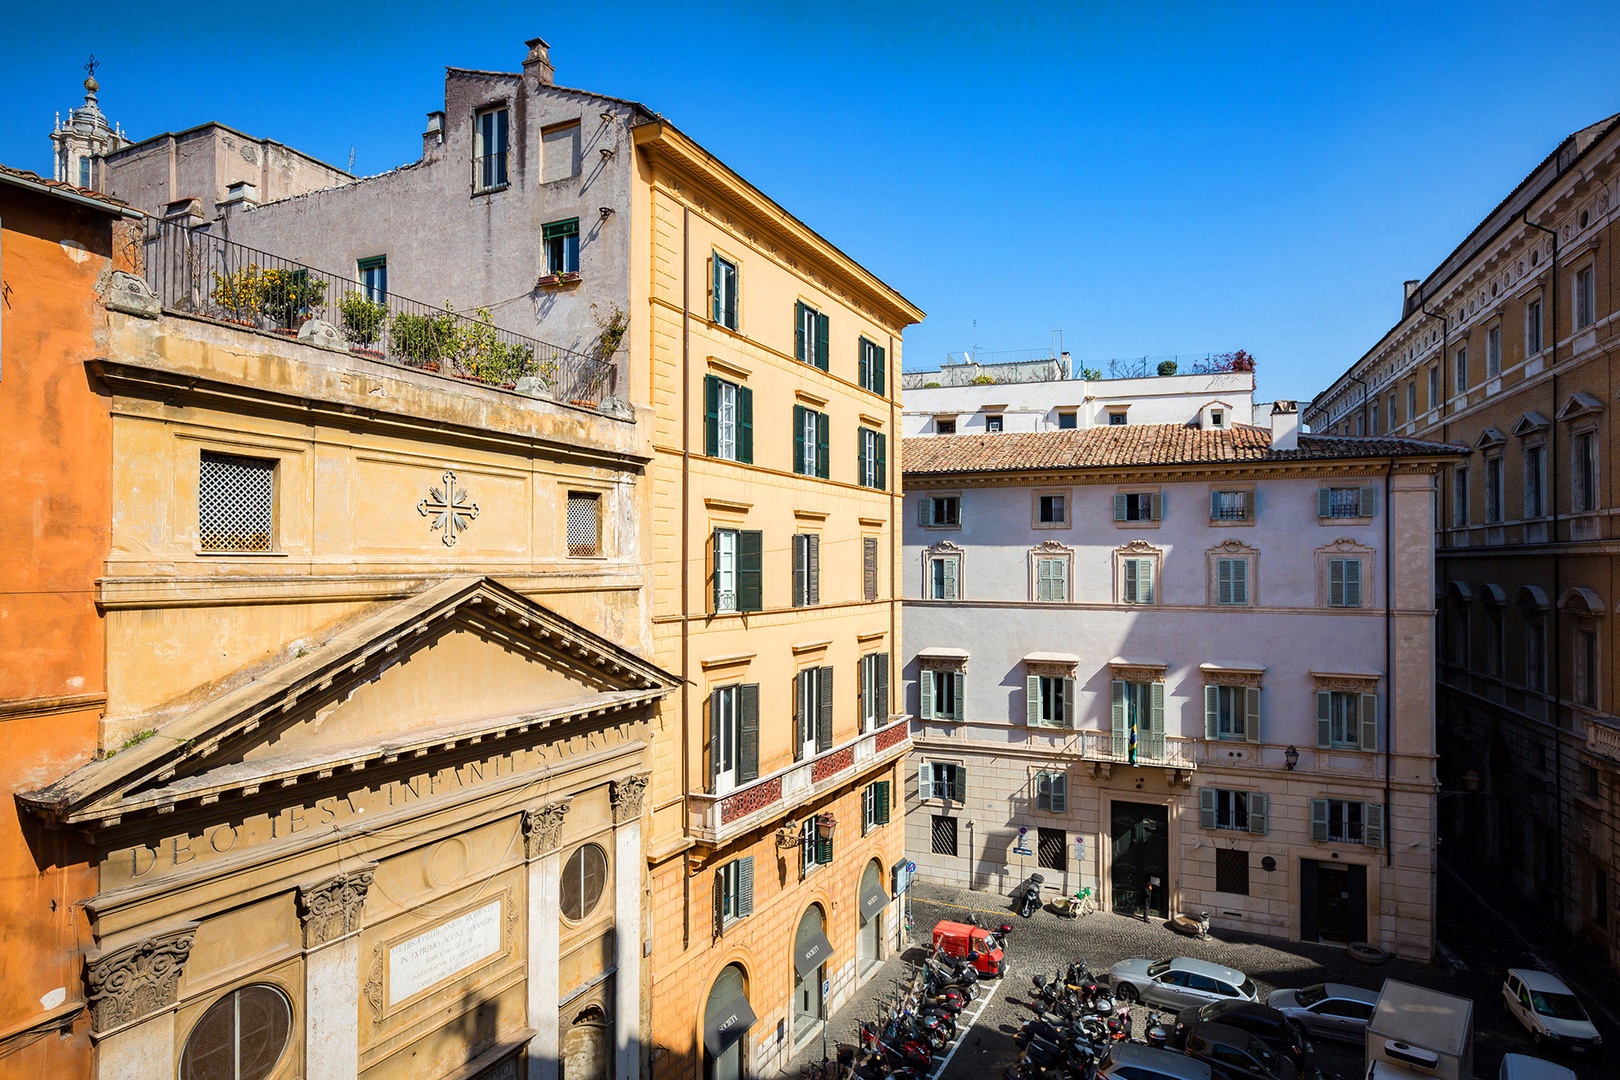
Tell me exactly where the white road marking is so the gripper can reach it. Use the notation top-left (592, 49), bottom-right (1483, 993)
top-left (928, 976), bottom-right (1002, 1080)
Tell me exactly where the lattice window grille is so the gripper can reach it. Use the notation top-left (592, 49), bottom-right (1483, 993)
top-left (930, 814), bottom-right (958, 857)
top-left (567, 493), bottom-right (600, 556)
top-left (199, 451), bottom-right (275, 552)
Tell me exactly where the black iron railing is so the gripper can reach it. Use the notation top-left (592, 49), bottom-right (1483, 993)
top-left (139, 218), bottom-right (617, 407)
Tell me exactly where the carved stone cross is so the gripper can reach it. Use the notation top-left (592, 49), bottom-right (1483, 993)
top-left (418, 470), bottom-right (480, 547)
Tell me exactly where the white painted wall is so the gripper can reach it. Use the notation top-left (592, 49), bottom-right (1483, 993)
top-left (901, 372), bottom-right (1255, 437)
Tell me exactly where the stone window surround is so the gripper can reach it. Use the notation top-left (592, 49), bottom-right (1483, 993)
top-left (1113, 539), bottom-right (1162, 606)
top-left (1524, 287), bottom-right (1547, 358)
top-left (1113, 486), bottom-right (1162, 528)
top-left (1315, 538), bottom-right (1374, 610)
top-left (1207, 483), bottom-right (1255, 527)
top-left (922, 540), bottom-right (964, 600)
top-left (1205, 539), bottom-right (1258, 608)
top-left (1568, 418), bottom-right (1601, 515)
top-left (1031, 487), bottom-right (1072, 530)
top-left (708, 246), bottom-right (743, 330)
top-left (1028, 540), bottom-right (1075, 603)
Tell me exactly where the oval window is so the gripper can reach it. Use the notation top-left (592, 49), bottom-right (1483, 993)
top-left (180, 984), bottom-right (292, 1080)
top-left (560, 843), bottom-right (608, 921)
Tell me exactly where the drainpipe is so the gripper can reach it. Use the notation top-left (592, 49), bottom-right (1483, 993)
top-left (1383, 460), bottom-right (1395, 872)
top-left (1523, 210), bottom-right (1566, 923)
top-left (680, 205), bottom-right (692, 949)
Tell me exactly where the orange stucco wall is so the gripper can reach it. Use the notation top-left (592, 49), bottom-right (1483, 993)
top-left (0, 184), bottom-right (125, 1077)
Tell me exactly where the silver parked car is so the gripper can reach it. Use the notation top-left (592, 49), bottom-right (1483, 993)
top-left (1098, 1042), bottom-right (1213, 1080)
top-left (1266, 983), bottom-right (1379, 1043)
top-left (1108, 957), bottom-right (1258, 1011)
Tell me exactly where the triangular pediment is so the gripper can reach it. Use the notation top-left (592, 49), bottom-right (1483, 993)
top-left (23, 578), bottom-right (675, 826)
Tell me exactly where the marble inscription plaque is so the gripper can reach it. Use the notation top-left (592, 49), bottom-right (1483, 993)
top-left (388, 899), bottom-right (502, 1005)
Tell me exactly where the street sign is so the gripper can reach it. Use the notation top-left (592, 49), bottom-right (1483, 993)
top-left (1073, 836), bottom-right (1086, 862)
top-left (1012, 844), bottom-right (1033, 856)
top-left (822, 978), bottom-right (830, 999)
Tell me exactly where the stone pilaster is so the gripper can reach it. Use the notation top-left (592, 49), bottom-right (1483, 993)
top-left (525, 801), bottom-right (570, 1080)
top-left (298, 866), bottom-right (375, 1080)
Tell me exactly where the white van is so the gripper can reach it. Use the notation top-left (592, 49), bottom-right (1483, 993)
top-left (1498, 1053), bottom-right (1577, 1080)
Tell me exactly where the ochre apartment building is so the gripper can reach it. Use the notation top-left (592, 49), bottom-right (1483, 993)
top-left (1307, 111), bottom-right (1620, 973)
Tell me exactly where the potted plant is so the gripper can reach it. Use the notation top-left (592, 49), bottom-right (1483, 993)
top-left (1157, 359), bottom-right (1178, 376)
top-left (211, 265), bottom-right (268, 326)
top-left (339, 292), bottom-right (389, 353)
top-left (260, 268), bottom-right (327, 331)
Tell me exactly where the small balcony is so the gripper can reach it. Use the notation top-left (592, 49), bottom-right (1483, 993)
top-left (136, 218), bottom-right (618, 408)
top-left (1073, 729), bottom-right (1198, 769)
top-left (1586, 718), bottom-right (1620, 766)
top-left (687, 716), bottom-right (912, 846)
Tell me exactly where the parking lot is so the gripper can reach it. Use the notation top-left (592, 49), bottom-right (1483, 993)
top-left (788, 864), bottom-right (1615, 1080)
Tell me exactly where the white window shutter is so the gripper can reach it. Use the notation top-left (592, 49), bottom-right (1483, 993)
top-left (1204, 685), bottom-right (1220, 740)
top-left (943, 557), bottom-right (959, 600)
top-left (1147, 681), bottom-right (1166, 758)
top-left (919, 762), bottom-right (933, 801)
top-left (920, 498), bottom-right (934, 527)
top-left (1248, 793), bottom-right (1269, 836)
top-left (1310, 798), bottom-right (1329, 842)
top-left (1359, 693), bottom-right (1379, 751)
top-left (1316, 690), bottom-right (1333, 748)
top-left (1198, 787), bottom-right (1217, 829)
top-left (1026, 675), bottom-right (1042, 725)
top-left (1113, 493), bottom-right (1128, 521)
top-left (919, 671), bottom-right (934, 720)
top-left (1363, 802), bottom-right (1385, 849)
top-left (1140, 559), bottom-right (1154, 604)
top-left (1061, 677), bottom-right (1076, 727)
top-left (1244, 687), bottom-right (1261, 744)
top-left (1360, 486), bottom-right (1377, 517)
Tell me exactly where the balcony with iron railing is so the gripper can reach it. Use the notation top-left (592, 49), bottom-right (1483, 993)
top-left (137, 218), bottom-right (618, 409)
top-left (688, 716), bottom-right (912, 846)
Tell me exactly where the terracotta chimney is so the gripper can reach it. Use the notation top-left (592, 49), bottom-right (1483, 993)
top-left (1270, 400), bottom-right (1300, 451)
top-left (524, 37), bottom-right (555, 87)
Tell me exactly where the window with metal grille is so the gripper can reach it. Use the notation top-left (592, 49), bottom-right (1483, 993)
top-left (198, 451), bottom-right (276, 552)
top-left (1037, 827), bottom-right (1066, 872)
top-left (930, 814), bottom-right (958, 857)
top-left (178, 983), bottom-right (292, 1080)
top-left (567, 492), bottom-right (600, 556)
top-left (1215, 848), bottom-right (1249, 895)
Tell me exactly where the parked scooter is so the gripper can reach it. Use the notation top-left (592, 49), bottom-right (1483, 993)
top-left (1141, 1009), bottom-right (1173, 1050)
top-left (1015, 873), bottom-right (1045, 918)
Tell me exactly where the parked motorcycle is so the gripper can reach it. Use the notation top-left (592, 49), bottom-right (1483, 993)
top-left (1015, 873), bottom-right (1045, 918)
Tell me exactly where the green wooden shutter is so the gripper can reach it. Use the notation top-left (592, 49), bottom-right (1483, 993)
top-left (1204, 685), bottom-right (1220, 739)
top-left (1139, 559), bottom-right (1154, 603)
top-left (1231, 560), bottom-right (1248, 605)
top-left (711, 529), bottom-right (723, 612)
top-left (1124, 559), bottom-right (1138, 603)
top-left (794, 672), bottom-right (807, 761)
top-left (1363, 802), bottom-right (1385, 849)
top-left (1198, 787), bottom-right (1217, 829)
top-left (857, 428), bottom-right (867, 485)
top-left (815, 312), bottom-right (830, 370)
top-left (713, 870), bottom-right (725, 937)
top-left (920, 670), bottom-right (935, 720)
top-left (737, 385), bottom-right (753, 463)
top-left (1317, 488), bottom-right (1332, 518)
top-left (951, 671), bottom-right (965, 721)
top-left (1210, 490), bottom-right (1222, 521)
top-left (1217, 559), bottom-right (1233, 605)
top-left (951, 767), bottom-right (966, 803)
top-left (1026, 675), bottom-right (1041, 725)
top-left (1316, 691), bottom-right (1333, 748)
top-left (737, 855), bottom-right (754, 915)
top-left (918, 762), bottom-right (933, 801)
top-left (875, 654), bottom-right (889, 725)
top-left (795, 301), bottom-right (807, 362)
top-left (1111, 680), bottom-right (1127, 756)
top-left (1329, 560), bottom-right (1346, 607)
top-left (707, 690), bottom-right (720, 789)
top-left (737, 530), bottom-right (762, 612)
top-left (817, 413), bottom-right (830, 478)
top-left (1344, 560), bottom-right (1362, 607)
top-left (1359, 486), bottom-right (1377, 517)
top-left (876, 433), bottom-right (887, 489)
top-left (792, 534), bottom-right (807, 607)
top-left (815, 830), bottom-right (833, 864)
top-left (1310, 799), bottom-right (1329, 841)
top-left (1359, 693), bottom-right (1379, 751)
top-left (1148, 681), bottom-right (1165, 759)
top-left (874, 342), bottom-right (886, 395)
top-left (1248, 793), bottom-right (1269, 836)
top-left (711, 256), bottom-right (722, 323)
top-left (1061, 677), bottom-right (1076, 727)
top-left (1150, 492), bottom-right (1165, 520)
top-left (942, 556), bottom-right (958, 600)
top-left (704, 375), bottom-right (720, 457)
top-left (1050, 772), bottom-right (1067, 813)
top-left (807, 535), bottom-right (820, 605)
top-left (875, 780), bottom-right (891, 824)
top-left (739, 684), bottom-right (759, 781)
top-left (1244, 687), bottom-right (1261, 744)
top-left (864, 537), bottom-right (879, 601)
top-left (816, 666), bottom-right (833, 752)
top-left (919, 498), bottom-right (935, 527)
top-left (1114, 493), bottom-right (1128, 521)
top-left (793, 405), bottom-right (807, 474)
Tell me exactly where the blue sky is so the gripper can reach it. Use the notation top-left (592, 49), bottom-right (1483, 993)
top-left (3, 2), bottom-right (1618, 403)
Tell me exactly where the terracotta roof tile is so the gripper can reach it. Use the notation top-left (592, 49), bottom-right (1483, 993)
top-left (0, 162), bottom-right (135, 212)
top-left (902, 423), bottom-right (1464, 476)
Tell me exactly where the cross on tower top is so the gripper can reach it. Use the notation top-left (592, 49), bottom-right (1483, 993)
top-left (84, 54), bottom-right (99, 79)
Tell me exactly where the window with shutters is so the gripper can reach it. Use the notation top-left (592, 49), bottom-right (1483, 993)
top-left (1524, 443), bottom-right (1547, 518)
top-left (543, 218), bottom-right (580, 274)
top-left (1318, 485), bottom-right (1375, 520)
top-left (1034, 771), bottom-right (1067, 814)
top-left (1115, 544), bottom-right (1160, 605)
top-left (703, 375), bottom-right (752, 463)
top-left (1427, 365), bottom-right (1439, 412)
top-left (473, 105), bottom-right (509, 192)
top-left (859, 652), bottom-right (889, 731)
top-left (919, 762), bottom-right (966, 804)
top-left (919, 666), bottom-right (963, 722)
top-left (712, 253), bottom-right (739, 329)
top-left (1486, 324), bottom-right (1503, 379)
top-left (1485, 454), bottom-right (1503, 523)
top-left (708, 684), bottom-right (758, 794)
top-left (1204, 789), bottom-right (1249, 831)
top-left (924, 548), bottom-right (962, 600)
top-left (919, 495), bottom-right (960, 528)
top-left (858, 337), bottom-right (886, 396)
top-left (1209, 547), bottom-right (1254, 606)
top-left (1114, 490), bottom-right (1162, 524)
top-left (1214, 848), bottom-right (1250, 894)
top-left (795, 301), bottom-right (829, 371)
top-left (711, 528), bottom-right (763, 613)
top-left (1034, 490), bottom-right (1070, 528)
top-left (800, 813), bottom-right (831, 873)
top-left (858, 427), bottom-right (887, 489)
top-left (862, 779), bottom-right (892, 834)
top-left (792, 534), bottom-right (821, 607)
top-left (1576, 264), bottom-right (1597, 330)
top-left (1311, 798), bottom-right (1383, 847)
top-left (1526, 296), bottom-right (1545, 355)
top-left (1204, 684), bottom-right (1260, 742)
top-left (1574, 429), bottom-right (1599, 513)
top-left (1029, 674), bottom-right (1074, 727)
top-left (931, 814), bottom-right (959, 856)
top-left (1319, 550), bottom-right (1369, 609)
top-left (862, 537), bottom-right (880, 602)
top-left (716, 857), bottom-right (754, 928)
top-left (1110, 676), bottom-right (1166, 762)
top-left (1315, 688), bottom-right (1378, 750)
top-left (566, 492), bottom-right (601, 557)
top-left (1034, 557), bottom-right (1069, 602)
top-left (792, 405), bottom-right (830, 478)
top-left (1209, 489), bottom-right (1253, 523)
top-left (199, 451), bottom-right (277, 552)
top-left (1455, 344), bottom-right (1469, 393)
top-left (795, 667), bottom-right (833, 761)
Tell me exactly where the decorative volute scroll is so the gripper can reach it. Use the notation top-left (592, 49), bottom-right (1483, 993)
top-left (84, 923), bottom-right (199, 1033)
top-left (1030, 539), bottom-right (1072, 555)
top-left (1116, 538), bottom-right (1158, 555)
top-left (522, 799), bottom-right (572, 858)
top-left (1204, 668), bottom-right (1264, 689)
top-left (1313, 674), bottom-right (1380, 694)
top-left (297, 866), bottom-right (377, 948)
top-left (610, 773), bottom-right (650, 824)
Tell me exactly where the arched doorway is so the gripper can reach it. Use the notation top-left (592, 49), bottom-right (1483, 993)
top-left (857, 859), bottom-right (887, 974)
top-left (562, 1003), bottom-right (610, 1080)
top-left (792, 905), bottom-right (831, 1043)
top-left (703, 964), bottom-right (754, 1080)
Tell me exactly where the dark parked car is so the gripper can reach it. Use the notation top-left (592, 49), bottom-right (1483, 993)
top-left (1174, 1001), bottom-right (1310, 1071)
top-left (1180, 1019), bottom-right (1300, 1080)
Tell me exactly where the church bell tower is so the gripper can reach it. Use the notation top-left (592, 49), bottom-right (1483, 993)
top-left (50, 56), bottom-right (129, 190)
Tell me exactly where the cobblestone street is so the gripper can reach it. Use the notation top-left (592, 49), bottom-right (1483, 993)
top-left (785, 864), bottom-right (1617, 1080)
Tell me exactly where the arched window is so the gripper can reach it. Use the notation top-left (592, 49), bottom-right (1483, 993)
top-left (179, 984), bottom-right (292, 1080)
top-left (792, 906), bottom-right (828, 1040)
top-left (560, 843), bottom-right (608, 921)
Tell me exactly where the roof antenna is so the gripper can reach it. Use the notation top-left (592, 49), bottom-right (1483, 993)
top-left (348, 146), bottom-right (356, 172)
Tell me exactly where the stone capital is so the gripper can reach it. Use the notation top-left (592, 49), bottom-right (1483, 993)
top-left (610, 774), bottom-right (650, 825)
top-left (84, 923), bottom-right (199, 1033)
top-left (296, 865), bottom-right (377, 948)
top-left (522, 800), bottom-right (572, 858)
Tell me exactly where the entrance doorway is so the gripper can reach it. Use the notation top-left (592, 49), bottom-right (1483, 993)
top-left (1299, 859), bottom-right (1367, 944)
top-left (793, 906), bottom-right (830, 1043)
top-left (1110, 802), bottom-right (1169, 917)
top-left (704, 964), bottom-right (754, 1080)
top-left (858, 859), bottom-right (885, 974)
